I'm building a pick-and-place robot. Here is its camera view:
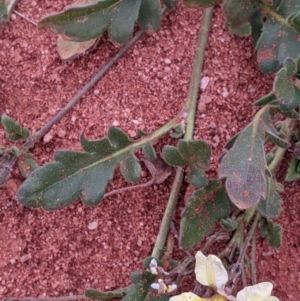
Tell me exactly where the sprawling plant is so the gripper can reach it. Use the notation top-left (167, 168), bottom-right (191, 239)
top-left (2, 1), bottom-right (300, 301)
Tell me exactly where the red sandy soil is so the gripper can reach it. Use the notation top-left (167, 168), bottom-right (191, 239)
top-left (0, 2), bottom-right (299, 300)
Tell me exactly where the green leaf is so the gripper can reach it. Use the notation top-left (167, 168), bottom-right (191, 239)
top-left (163, 140), bottom-right (211, 188)
top-left (85, 288), bottom-right (127, 300)
top-left (162, 146), bottom-right (188, 167)
top-left (38, 0), bottom-right (121, 42)
top-left (223, 0), bottom-right (258, 37)
top-left (180, 180), bottom-right (231, 249)
top-left (285, 157), bottom-right (300, 181)
top-left (183, 0), bottom-right (221, 7)
top-left (0, 148), bottom-right (17, 186)
top-left (257, 176), bottom-right (282, 218)
top-left (122, 271), bottom-right (169, 301)
top-left (256, 0), bottom-right (300, 73)
top-left (274, 57), bottom-right (300, 111)
top-left (108, 0), bottom-right (142, 44)
top-left (254, 93), bottom-right (276, 107)
top-left (17, 127), bottom-right (141, 210)
top-left (163, 0), bottom-right (178, 9)
top-left (120, 152), bottom-right (141, 182)
top-left (189, 167), bottom-right (207, 188)
top-left (259, 218), bottom-right (282, 248)
top-left (17, 153), bottom-right (39, 178)
top-left (138, 129), bottom-right (157, 159)
top-left (0, 0), bottom-right (19, 27)
top-left (220, 217), bottom-right (239, 232)
top-left (1, 115), bottom-right (30, 141)
top-left (219, 109), bottom-right (272, 209)
top-left (287, 10), bottom-right (300, 34)
top-left (138, 0), bottom-right (161, 32)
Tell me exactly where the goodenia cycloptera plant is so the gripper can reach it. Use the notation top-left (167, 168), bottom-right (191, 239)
top-left (185, 0), bottom-right (300, 74)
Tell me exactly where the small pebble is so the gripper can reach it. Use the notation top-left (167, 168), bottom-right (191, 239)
top-left (57, 129), bottom-right (66, 138)
top-left (209, 122), bottom-right (217, 129)
top-left (128, 130), bottom-right (136, 138)
top-left (201, 95), bottom-right (212, 104)
top-left (94, 89), bottom-right (100, 95)
top-left (164, 58), bottom-right (171, 64)
top-left (198, 102), bottom-right (206, 113)
top-left (132, 119), bottom-right (139, 125)
top-left (137, 238), bottom-right (143, 247)
top-left (43, 133), bottom-right (53, 143)
top-left (20, 254), bottom-right (31, 263)
top-left (88, 221), bottom-right (98, 230)
top-left (71, 115), bottom-right (77, 122)
top-left (112, 120), bottom-right (120, 126)
top-left (200, 76), bottom-right (210, 91)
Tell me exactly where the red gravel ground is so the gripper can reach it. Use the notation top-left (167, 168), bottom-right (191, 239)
top-left (0, 1), bottom-right (299, 300)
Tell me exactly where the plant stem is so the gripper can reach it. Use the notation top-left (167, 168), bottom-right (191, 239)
top-left (151, 7), bottom-right (214, 259)
top-left (185, 6), bottom-right (214, 140)
top-left (268, 118), bottom-right (296, 174)
top-left (251, 225), bottom-right (257, 284)
top-left (236, 212), bottom-right (260, 266)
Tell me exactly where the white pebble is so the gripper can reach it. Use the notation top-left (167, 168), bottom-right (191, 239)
top-left (112, 120), bottom-right (120, 126)
top-left (43, 133), bottom-right (53, 143)
top-left (132, 119), bottom-right (139, 125)
top-left (20, 254), bottom-right (31, 263)
top-left (94, 89), bottom-right (100, 95)
top-left (164, 58), bottom-right (171, 64)
top-left (88, 221), bottom-right (98, 230)
top-left (128, 130), bottom-right (136, 138)
top-left (200, 77), bottom-right (210, 91)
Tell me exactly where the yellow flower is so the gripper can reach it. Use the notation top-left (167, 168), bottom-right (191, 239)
top-left (236, 282), bottom-right (279, 301)
top-left (195, 251), bottom-right (228, 291)
top-left (170, 292), bottom-right (228, 301)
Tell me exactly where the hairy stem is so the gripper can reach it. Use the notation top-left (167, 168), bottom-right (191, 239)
top-left (251, 225), bottom-right (257, 284)
top-left (151, 6), bottom-right (214, 259)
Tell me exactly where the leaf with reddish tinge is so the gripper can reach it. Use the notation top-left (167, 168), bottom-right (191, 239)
top-left (219, 108), bottom-right (283, 210)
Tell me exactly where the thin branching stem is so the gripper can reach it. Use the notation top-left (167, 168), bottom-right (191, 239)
top-left (251, 225), bottom-right (257, 284)
top-left (151, 6), bottom-right (214, 259)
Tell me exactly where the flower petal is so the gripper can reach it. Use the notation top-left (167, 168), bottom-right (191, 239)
top-left (236, 282), bottom-right (280, 301)
top-left (195, 251), bottom-right (228, 290)
top-left (170, 293), bottom-right (228, 301)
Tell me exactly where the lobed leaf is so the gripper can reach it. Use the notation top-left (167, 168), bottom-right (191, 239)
top-left (138, 0), bottom-right (161, 32)
top-left (259, 218), bottom-right (282, 248)
top-left (122, 270), bottom-right (169, 301)
top-left (180, 180), bottom-right (231, 250)
top-left (219, 109), bottom-right (284, 210)
top-left (257, 176), bottom-right (282, 218)
top-left (223, 0), bottom-right (259, 37)
top-left (1, 115), bottom-right (29, 141)
top-left (0, 0), bottom-right (19, 28)
top-left (285, 157), bottom-right (300, 181)
top-left (164, 0), bottom-right (178, 9)
top-left (163, 140), bottom-right (211, 188)
top-left (38, 0), bottom-right (164, 47)
top-left (256, 0), bottom-right (300, 73)
top-left (183, 0), bottom-right (221, 7)
top-left (17, 127), bottom-right (142, 210)
top-left (273, 57), bottom-right (300, 111)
